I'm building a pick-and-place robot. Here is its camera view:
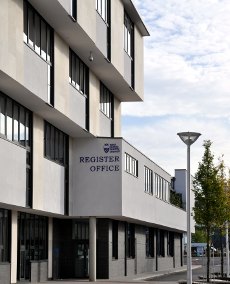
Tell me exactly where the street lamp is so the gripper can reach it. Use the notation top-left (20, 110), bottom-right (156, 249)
top-left (177, 131), bottom-right (201, 284)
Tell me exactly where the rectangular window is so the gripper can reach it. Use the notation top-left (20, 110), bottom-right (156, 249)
top-left (125, 153), bottom-right (138, 177)
top-left (24, 1), bottom-right (53, 64)
top-left (157, 230), bottom-right (165, 257)
top-left (24, 1), bottom-right (54, 106)
top-left (69, 49), bottom-right (89, 96)
top-left (72, 221), bottom-right (89, 240)
top-left (154, 173), bottom-right (170, 202)
top-left (146, 227), bottom-right (154, 258)
top-left (144, 166), bottom-right (153, 194)
top-left (112, 221), bottom-right (118, 259)
top-left (126, 223), bottom-right (135, 258)
top-left (124, 12), bottom-right (134, 58)
top-left (168, 231), bottom-right (174, 257)
top-left (0, 209), bottom-right (10, 262)
top-left (71, 0), bottom-right (77, 20)
top-left (18, 213), bottom-right (48, 262)
top-left (100, 83), bottom-right (113, 118)
top-left (44, 122), bottom-right (68, 166)
top-left (96, 0), bottom-right (108, 23)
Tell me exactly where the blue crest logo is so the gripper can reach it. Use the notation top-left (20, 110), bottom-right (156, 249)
top-left (103, 143), bottom-right (110, 153)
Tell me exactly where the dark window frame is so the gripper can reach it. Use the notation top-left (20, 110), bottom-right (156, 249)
top-left (144, 166), bottom-right (153, 194)
top-left (44, 121), bottom-right (68, 167)
top-left (0, 209), bottom-right (11, 263)
top-left (112, 220), bottom-right (118, 259)
top-left (124, 153), bottom-right (138, 177)
top-left (146, 227), bottom-right (154, 258)
top-left (69, 49), bottom-right (89, 97)
top-left (70, 0), bottom-right (77, 21)
top-left (157, 229), bottom-right (165, 257)
top-left (126, 223), bottom-right (135, 259)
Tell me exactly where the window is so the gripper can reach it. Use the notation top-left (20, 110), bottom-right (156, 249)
top-left (72, 221), bottom-right (89, 240)
top-left (0, 209), bottom-right (10, 262)
top-left (23, 1), bottom-right (53, 63)
top-left (71, 0), bottom-right (77, 20)
top-left (96, 0), bottom-right (108, 23)
top-left (112, 221), bottom-right (118, 259)
top-left (100, 83), bottom-right (113, 118)
top-left (69, 49), bottom-right (89, 96)
top-left (18, 213), bottom-right (48, 262)
top-left (126, 223), bottom-right (135, 258)
top-left (124, 12), bottom-right (134, 58)
top-left (146, 227), bottom-right (154, 258)
top-left (154, 173), bottom-right (170, 202)
top-left (44, 122), bottom-right (68, 166)
top-left (157, 230), bottom-right (165, 257)
top-left (125, 153), bottom-right (138, 177)
top-left (23, 1), bottom-right (54, 106)
top-left (144, 166), bottom-right (153, 194)
top-left (0, 92), bottom-right (32, 146)
top-left (167, 231), bottom-right (174, 257)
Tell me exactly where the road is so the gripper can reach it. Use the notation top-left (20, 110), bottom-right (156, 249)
top-left (147, 257), bottom-right (228, 282)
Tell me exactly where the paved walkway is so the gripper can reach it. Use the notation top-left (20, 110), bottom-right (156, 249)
top-left (27, 265), bottom-right (201, 284)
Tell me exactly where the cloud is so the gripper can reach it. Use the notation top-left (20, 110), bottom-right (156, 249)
top-left (121, 0), bottom-right (230, 175)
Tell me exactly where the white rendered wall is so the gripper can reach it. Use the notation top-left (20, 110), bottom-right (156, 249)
top-left (0, 138), bottom-right (26, 207)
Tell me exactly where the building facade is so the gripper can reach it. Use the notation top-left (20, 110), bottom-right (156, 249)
top-left (0, 0), bottom-right (190, 283)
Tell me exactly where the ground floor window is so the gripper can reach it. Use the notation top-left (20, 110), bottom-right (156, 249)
top-left (146, 227), bottom-right (154, 258)
top-left (0, 209), bottom-right (10, 262)
top-left (112, 220), bottom-right (118, 259)
top-left (167, 231), bottom-right (174, 257)
top-left (126, 223), bottom-right (135, 258)
top-left (157, 229), bottom-right (165, 257)
top-left (17, 213), bottom-right (48, 280)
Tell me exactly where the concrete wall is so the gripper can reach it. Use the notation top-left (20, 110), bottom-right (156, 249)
top-left (99, 112), bottom-right (111, 137)
top-left (0, 138), bottom-right (26, 207)
top-left (114, 97), bottom-right (121, 137)
top-left (110, 0), bottom-right (124, 77)
top-left (70, 138), bottom-right (122, 217)
top-left (96, 13), bottom-right (108, 58)
top-left (33, 114), bottom-right (65, 215)
top-left (122, 140), bottom-right (187, 231)
top-left (0, 263), bottom-right (11, 284)
top-left (134, 26), bottom-right (144, 100)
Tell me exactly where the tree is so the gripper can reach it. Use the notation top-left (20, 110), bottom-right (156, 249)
top-left (193, 140), bottom-right (224, 282)
top-left (192, 226), bottom-right (206, 243)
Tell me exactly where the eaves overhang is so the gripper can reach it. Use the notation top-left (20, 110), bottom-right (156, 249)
top-left (28, 0), bottom-right (144, 102)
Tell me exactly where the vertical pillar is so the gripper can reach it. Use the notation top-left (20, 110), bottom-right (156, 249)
top-left (11, 211), bottom-right (18, 284)
top-left (48, 217), bottom-right (53, 279)
top-left (89, 217), bottom-right (96, 282)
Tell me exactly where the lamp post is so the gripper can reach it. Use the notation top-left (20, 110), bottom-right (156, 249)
top-left (177, 132), bottom-right (201, 284)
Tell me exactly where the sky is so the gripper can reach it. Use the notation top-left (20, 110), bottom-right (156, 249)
top-left (121, 0), bottom-right (230, 176)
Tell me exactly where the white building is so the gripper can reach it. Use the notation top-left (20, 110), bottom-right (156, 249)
top-left (0, 0), bottom-right (191, 283)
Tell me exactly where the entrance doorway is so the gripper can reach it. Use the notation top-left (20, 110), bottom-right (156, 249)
top-left (75, 242), bottom-right (89, 278)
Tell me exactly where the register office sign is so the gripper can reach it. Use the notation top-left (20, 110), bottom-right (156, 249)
top-left (79, 143), bottom-right (120, 173)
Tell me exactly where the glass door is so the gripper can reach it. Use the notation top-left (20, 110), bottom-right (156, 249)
top-left (75, 242), bottom-right (89, 278)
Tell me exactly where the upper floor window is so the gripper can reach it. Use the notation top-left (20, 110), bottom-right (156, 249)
top-left (44, 122), bottom-right (68, 166)
top-left (23, 1), bottom-right (53, 63)
top-left (69, 49), bottom-right (89, 96)
top-left (0, 91), bottom-right (31, 147)
top-left (144, 166), bottom-right (153, 194)
top-left (96, 0), bottom-right (108, 23)
top-left (124, 12), bottom-right (134, 58)
top-left (125, 153), bottom-right (138, 177)
top-left (100, 83), bottom-right (113, 118)
top-left (70, 0), bottom-right (77, 21)
top-left (155, 173), bottom-right (170, 202)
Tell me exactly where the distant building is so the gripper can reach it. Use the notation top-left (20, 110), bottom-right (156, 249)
top-left (0, 0), bottom-right (192, 283)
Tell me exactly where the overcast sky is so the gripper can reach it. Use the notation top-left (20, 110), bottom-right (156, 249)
top-left (122, 0), bottom-right (230, 176)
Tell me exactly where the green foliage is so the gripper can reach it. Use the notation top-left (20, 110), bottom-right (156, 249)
top-left (193, 140), bottom-right (230, 281)
top-left (192, 226), bottom-right (206, 243)
top-left (170, 190), bottom-right (183, 208)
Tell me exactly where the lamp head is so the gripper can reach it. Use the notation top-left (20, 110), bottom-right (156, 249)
top-left (177, 131), bottom-right (201, 146)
